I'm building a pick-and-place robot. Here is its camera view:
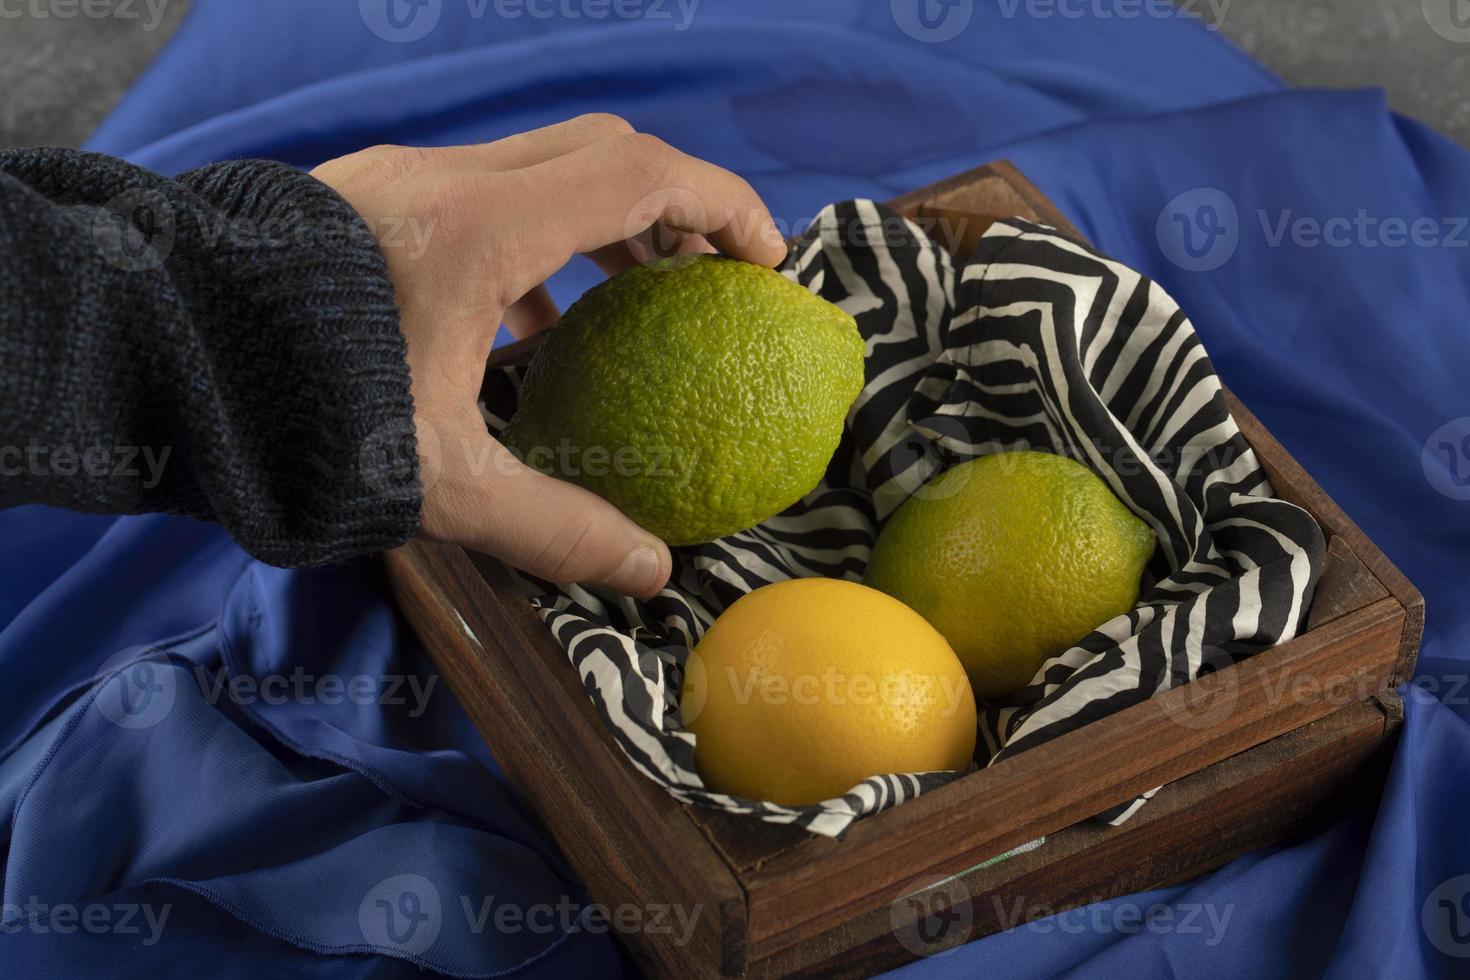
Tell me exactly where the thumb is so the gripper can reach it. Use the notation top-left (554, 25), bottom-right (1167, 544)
top-left (429, 428), bottom-right (672, 598)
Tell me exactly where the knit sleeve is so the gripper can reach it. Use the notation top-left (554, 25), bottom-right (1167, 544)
top-left (0, 147), bottom-right (421, 566)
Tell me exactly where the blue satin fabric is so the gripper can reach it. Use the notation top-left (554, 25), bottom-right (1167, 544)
top-left (1, 1), bottom-right (1465, 976)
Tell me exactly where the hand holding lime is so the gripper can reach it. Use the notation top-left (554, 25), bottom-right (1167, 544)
top-left (503, 255), bottom-right (865, 546)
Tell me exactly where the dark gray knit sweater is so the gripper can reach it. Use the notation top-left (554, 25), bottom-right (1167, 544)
top-left (0, 148), bottom-right (421, 566)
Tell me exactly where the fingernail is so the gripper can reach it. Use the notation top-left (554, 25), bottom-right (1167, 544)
top-left (613, 546), bottom-right (664, 597)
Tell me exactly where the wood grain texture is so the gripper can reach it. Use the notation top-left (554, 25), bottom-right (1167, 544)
top-left (384, 161), bottom-right (1424, 978)
top-left (1308, 536), bottom-right (1389, 630)
top-left (738, 598), bottom-right (1405, 958)
top-left (385, 541), bottom-right (750, 976)
top-left (756, 697), bottom-right (1395, 979)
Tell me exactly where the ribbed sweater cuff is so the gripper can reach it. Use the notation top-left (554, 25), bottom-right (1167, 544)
top-left (176, 159), bottom-right (421, 566)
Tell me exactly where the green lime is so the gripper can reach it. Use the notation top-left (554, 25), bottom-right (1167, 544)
top-left (502, 255), bottom-right (865, 545)
top-left (864, 452), bottom-right (1155, 700)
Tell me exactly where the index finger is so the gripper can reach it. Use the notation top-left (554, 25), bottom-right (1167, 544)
top-left (509, 133), bottom-right (787, 283)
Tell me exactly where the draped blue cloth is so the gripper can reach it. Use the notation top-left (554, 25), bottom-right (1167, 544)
top-left (2, 2), bottom-right (1467, 976)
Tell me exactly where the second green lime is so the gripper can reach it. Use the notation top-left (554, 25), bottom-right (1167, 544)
top-left (502, 255), bottom-right (865, 545)
top-left (864, 452), bottom-right (1155, 700)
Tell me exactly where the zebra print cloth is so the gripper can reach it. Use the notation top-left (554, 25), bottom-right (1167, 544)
top-left (480, 201), bottom-right (1325, 839)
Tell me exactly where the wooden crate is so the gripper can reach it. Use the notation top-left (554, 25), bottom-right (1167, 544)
top-left (383, 162), bottom-right (1423, 978)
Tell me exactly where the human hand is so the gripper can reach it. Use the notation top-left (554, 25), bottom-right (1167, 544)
top-left (311, 115), bottom-right (786, 596)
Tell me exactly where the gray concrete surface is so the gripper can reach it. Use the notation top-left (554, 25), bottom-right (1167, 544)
top-left (0, 0), bottom-right (1466, 148)
top-left (1222, 0), bottom-right (1470, 146)
top-left (0, 0), bottom-right (190, 148)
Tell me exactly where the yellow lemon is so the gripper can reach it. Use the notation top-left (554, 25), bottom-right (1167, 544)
top-left (680, 578), bottom-right (977, 806)
top-left (864, 452), bottom-right (1155, 701)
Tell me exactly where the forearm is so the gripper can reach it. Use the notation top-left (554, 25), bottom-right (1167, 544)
top-left (0, 148), bottom-right (421, 566)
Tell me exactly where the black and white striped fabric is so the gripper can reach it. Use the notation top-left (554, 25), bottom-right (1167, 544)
top-left (480, 201), bottom-right (1325, 838)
